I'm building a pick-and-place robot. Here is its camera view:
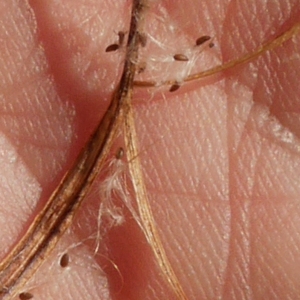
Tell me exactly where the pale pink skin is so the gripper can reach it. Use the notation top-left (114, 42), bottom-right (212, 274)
top-left (1, 0), bottom-right (300, 299)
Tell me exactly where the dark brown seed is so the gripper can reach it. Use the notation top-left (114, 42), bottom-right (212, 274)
top-left (115, 147), bottom-right (124, 159)
top-left (19, 292), bottom-right (34, 300)
top-left (60, 253), bottom-right (69, 268)
top-left (118, 31), bottom-right (125, 46)
top-left (137, 62), bottom-right (146, 74)
top-left (173, 54), bottom-right (189, 61)
top-left (138, 32), bottom-right (147, 47)
top-left (169, 83), bottom-right (181, 92)
top-left (196, 35), bottom-right (211, 46)
top-left (133, 80), bottom-right (156, 87)
top-left (209, 42), bottom-right (214, 48)
top-left (137, 66), bottom-right (146, 73)
top-left (105, 43), bottom-right (119, 52)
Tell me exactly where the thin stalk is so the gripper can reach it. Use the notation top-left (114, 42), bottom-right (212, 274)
top-left (124, 104), bottom-right (188, 300)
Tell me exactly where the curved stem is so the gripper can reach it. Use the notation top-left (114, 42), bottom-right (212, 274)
top-left (134, 22), bottom-right (300, 88)
top-left (0, 1), bottom-right (144, 298)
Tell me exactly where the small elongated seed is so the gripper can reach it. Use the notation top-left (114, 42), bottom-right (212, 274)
top-left (137, 62), bottom-right (146, 74)
top-left (19, 292), bottom-right (34, 300)
top-left (173, 54), bottom-right (189, 61)
top-left (60, 253), bottom-right (69, 268)
top-left (105, 44), bottom-right (119, 52)
top-left (138, 32), bottom-right (147, 47)
top-left (118, 31), bottom-right (125, 46)
top-left (133, 80), bottom-right (156, 87)
top-left (115, 147), bottom-right (124, 159)
top-left (209, 42), bottom-right (214, 48)
top-left (169, 83), bottom-right (181, 92)
top-left (196, 35), bottom-right (211, 46)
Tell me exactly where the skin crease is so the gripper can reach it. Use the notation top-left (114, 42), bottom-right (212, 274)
top-left (0, 0), bottom-right (300, 299)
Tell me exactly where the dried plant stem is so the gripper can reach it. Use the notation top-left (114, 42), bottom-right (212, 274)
top-left (134, 22), bottom-right (300, 88)
top-left (124, 104), bottom-right (188, 300)
top-left (0, 0), bottom-right (145, 298)
top-left (2, 4), bottom-right (298, 300)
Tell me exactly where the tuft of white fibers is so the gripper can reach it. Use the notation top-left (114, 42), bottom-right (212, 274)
top-left (94, 149), bottom-right (143, 254)
top-left (134, 4), bottom-right (218, 89)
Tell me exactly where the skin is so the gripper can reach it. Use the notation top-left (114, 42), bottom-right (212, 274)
top-left (0, 0), bottom-right (300, 299)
